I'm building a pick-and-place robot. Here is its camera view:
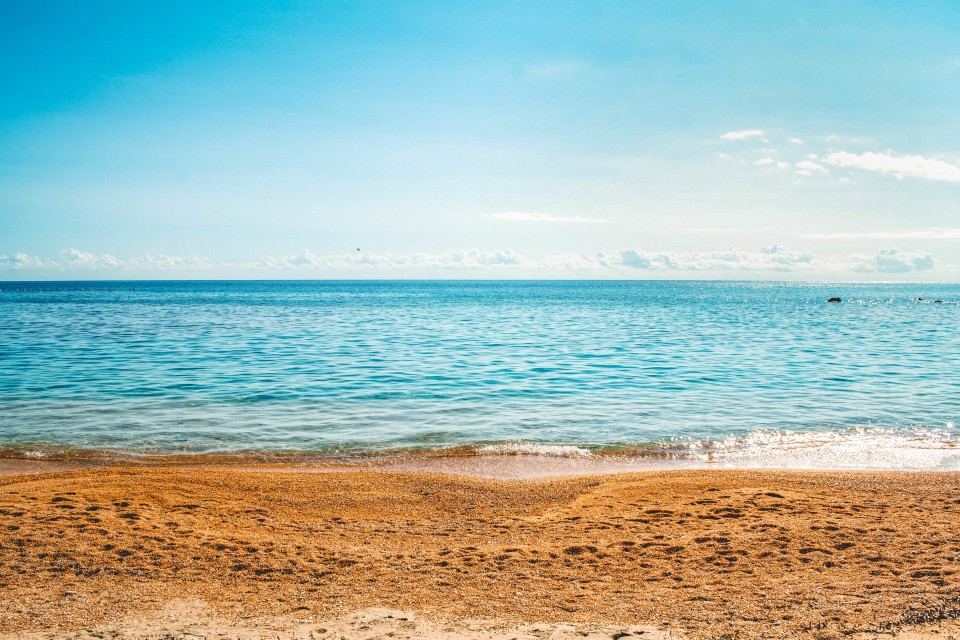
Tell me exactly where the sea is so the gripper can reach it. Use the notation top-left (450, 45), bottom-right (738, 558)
top-left (1, 280), bottom-right (958, 471)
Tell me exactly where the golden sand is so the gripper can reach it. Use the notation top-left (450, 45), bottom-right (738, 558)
top-left (1, 467), bottom-right (959, 639)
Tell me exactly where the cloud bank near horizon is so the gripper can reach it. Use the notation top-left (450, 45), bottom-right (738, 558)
top-left (0, 246), bottom-right (937, 277)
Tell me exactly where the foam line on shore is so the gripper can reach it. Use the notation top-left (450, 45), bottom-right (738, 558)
top-left (3, 425), bottom-right (960, 477)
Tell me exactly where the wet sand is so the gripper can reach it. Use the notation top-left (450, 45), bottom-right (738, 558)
top-left (0, 450), bottom-right (693, 479)
top-left (1, 467), bottom-right (959, 639)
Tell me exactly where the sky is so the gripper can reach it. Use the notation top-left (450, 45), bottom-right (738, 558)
top-left (1, 0), bottom-right (959, 280)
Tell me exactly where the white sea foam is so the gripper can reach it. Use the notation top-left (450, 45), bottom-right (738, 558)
top-left (417, 428), bottom-right (960, 478)
top-left (477, 442), bottom-right (594, 457)
top-left (685, 427), bottom-right (960, 471)
top-left (465, 427), bottom-right (960, 475)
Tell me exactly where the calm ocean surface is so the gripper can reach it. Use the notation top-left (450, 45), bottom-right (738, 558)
top-left (1, 280), bottom-right (958, 470)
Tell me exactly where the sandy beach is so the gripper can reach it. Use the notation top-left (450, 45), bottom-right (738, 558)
top-left (1, 466), bottom-right (959, 639)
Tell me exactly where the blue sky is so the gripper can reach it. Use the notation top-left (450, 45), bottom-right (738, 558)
top-left (2, 0), bottom-right (959, 279)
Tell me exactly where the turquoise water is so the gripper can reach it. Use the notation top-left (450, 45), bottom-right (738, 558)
top-left (1, 280), bottom-right (958, 469)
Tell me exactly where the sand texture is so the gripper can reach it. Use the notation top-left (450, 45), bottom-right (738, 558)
top-left (4, 604), bottom-right (960, 640)
top-left (1, 468), bottom-right (959, 639)
top-left (4, 600), bottom-right (684, 639)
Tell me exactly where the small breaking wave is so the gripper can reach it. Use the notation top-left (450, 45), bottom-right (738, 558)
top-left (1, 425), bottom-right (959, 475)
top-left (438, 426), bottom-right (960, 473)
top-left (679, 426), bottom-right (960, 471)
top-left (476, 443), bottom-right (594, 457)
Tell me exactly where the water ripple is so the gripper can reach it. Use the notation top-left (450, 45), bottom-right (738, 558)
top-left (0, 280), bottom-right (958, 469)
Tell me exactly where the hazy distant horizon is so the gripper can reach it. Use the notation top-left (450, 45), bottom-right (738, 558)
top-left (2, 276), bottom-right (958, 285)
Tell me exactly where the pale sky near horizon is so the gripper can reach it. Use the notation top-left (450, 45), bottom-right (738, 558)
top-left (1, 1), bottom-right (959, 280)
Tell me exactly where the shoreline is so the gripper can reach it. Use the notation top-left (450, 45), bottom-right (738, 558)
top-left (4, 440), bottom-right (960, 479)
top-left (0, 451), bottom-right (698, 479)
top-left (2, 466), bottom-right (959, 639)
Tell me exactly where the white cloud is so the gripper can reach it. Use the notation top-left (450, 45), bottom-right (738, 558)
top-left (822, 151), bottom-right (960, 182)
top-left (487, 212), bottom-right (608, 223)
top-left (127, 254), bottom-right (212, 270)
top-left (720, 129), bottom-right (766, 141)
top-left (0, 252), bottom-right (44, 269)
top-left (58, 249), bottom-right (122, 269)
top-left (750, 159), bottom-right (789, 170)
top-left (0, 246), bottom-right (945, 277)
top-left (802, 229), bottom-right (960, 240)
top-left (794, 159), bottom-right (828, 176)
top-left (257, 249), bottom-right (323, 269)
top-left (0, 250), bottom-right (212, 273)
top-left (618, 250), bottom-right (653, 269)
top-left (538, 253), bottom-right (606, 270)
top-left (850, 248), bottom-right (935, 273)
top-left (256, 249), bottom-right (530, 271)
top-left (613, 245), bottom-right (815, 272)
top-left (720, 128), bottom-right (960, 185)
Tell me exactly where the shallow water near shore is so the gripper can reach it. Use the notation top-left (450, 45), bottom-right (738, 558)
top-left (1, 280), bottom-right (958, 471)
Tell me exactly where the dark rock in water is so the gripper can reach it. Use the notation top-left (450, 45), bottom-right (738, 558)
top-left (917, 297), bottom-right (924, 301)
top-left (934, 300), bottom-right (943, 304)
top-left (827, 297), bottom-right (842, 303)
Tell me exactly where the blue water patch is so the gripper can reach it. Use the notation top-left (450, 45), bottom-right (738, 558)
top-left (0, 280), bottom-right (958, 468)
